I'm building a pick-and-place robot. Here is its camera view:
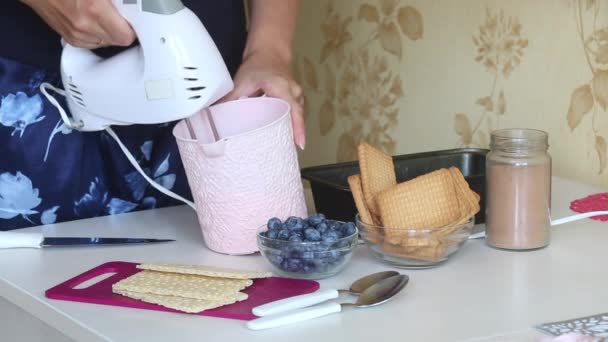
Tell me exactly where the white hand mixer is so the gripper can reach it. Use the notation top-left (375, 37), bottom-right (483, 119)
top-left (40, 0), bottom-right (234, 208)
top-left (40, 0), bottom-right (309, 255)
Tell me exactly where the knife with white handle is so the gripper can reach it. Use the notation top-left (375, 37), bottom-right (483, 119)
top-left (0, 231), bottom-right (44, 248)
top-left (0, 231), bottom-right (175, 248)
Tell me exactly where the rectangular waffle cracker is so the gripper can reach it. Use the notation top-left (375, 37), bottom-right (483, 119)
top-left (400, 234), bottom-right (442, 247)
top-left (136, 263), bottom-right (272, 279)
top-left (357, 143), bottom-right (397, 215)
top-left (376, 168), bottom-right (461, 244)
top-left (347, 174), bottom-right (375, 226)
top-left (114, 289), bottom-right (235, 313)
top-left (447, 167), bottom-right (480, 225)
top-left (348, 174), bottom-right (382, 243)
top-left (112, 270), bottom-right (251, 301)
top-left (382, 241), bottom-right (448, 262)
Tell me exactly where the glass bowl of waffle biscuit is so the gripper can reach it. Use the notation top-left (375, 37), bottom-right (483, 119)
top-left (348, 143), bottom-right (480, 269)
top-left (356, 215), bottom-right (474, 268)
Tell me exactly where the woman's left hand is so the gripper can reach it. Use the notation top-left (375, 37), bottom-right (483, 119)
top-left (221, 51), bottom-right (306, 150)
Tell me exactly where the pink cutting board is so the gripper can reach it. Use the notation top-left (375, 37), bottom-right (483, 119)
top-left (45, 261), bottom-right (319, 321)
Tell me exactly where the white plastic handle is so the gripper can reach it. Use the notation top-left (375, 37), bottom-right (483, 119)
top-left (549, 210), bottom-right (608, 226)
top-left (252, 289), bottom-right (339, 317)
top-left (468, 210), bottom-right (608, 240)
top-left (0, 232), bottom-right (44, 249)
top-left (247, 301), bottom-right (342, 330)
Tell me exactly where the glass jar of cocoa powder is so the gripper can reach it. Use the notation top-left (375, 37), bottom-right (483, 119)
top-left (485, 128), bottom-right (552, 250)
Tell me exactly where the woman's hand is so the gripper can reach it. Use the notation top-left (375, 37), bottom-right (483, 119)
top-left (21, 0), bottom-right (135, 49)
top-left (222, 51), bottom-right (306, 150)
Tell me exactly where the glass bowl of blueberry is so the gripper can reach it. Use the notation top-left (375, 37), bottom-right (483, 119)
top-left (257, 213), bottom-right (359, 280)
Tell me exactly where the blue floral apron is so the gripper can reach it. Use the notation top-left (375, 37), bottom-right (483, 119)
top-left (0, 56), bottom-right (192, 230)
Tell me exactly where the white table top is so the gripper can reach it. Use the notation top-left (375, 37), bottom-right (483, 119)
top-left (1, 176), bottom-right (607, 342)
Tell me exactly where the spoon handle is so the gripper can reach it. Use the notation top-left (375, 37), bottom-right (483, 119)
top-left (468, 210), bottom-right (608, 240)
top-left (252, 289), bottom-right (339, 317)
top-left (247, 302), bottom-right (342, 330)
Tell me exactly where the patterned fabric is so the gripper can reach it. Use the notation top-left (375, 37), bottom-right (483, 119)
top-left (0, 56), bottom-right (192, 230)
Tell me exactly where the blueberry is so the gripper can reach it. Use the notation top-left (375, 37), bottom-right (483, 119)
top-left (285, 216), bottom-right (305, 230)
top-left (287, 258), bottom-right (302, 272)
top-left (331, 228), bottom-right (344, 239)
top-left (322, 235), bottom-right (338, 246)
top-left (269, 254), bottom-right (283, 266)
top-left (288, 234), bottom-right (303, 242)
top-left (304, 228), bottom-right (322, 242)
top-left (312, 258), bottom-right (329, 268)
top-left (289, 230), bottom-right (303, 238)
top-left (327, 250), bottom-right (341, 261)
top-left (302, 265), bottom-right (314, 273)
top-left (312, 244), bottom-right (328, 252)
top-left (326, 220), bottom-right (339, 230)
top-left (308, 213), bottom-right (326, 226)
top-left (288, 244), bottom-right (306, 256)
top-left (277, 229), bottom-right (290, 240)
top-left (336, 239), bottom-right (350, 248)
top-left (267, 217), bottom-right (283, 230)
top-left (301, 251), bottom-right (315, 259)
top-left (323, 229), bottom-right (341, 241)
top-left (280, 259), bottom-right (290, 271)
top-left (316, 222), bottom-right (329, 234)
top-left (343, 222), bottom-right (357, 236)
top-left (266, 229), bottom-right (279, 239)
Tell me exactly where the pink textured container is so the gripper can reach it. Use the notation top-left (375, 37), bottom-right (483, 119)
top-left (173, 97), bottom-right (308, 255)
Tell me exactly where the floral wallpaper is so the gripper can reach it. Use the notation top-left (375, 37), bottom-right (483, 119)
top-left (566, 0), bottom-right (608, 173)
top-left (454, 8), bottom-right (528, 147)
top-left (293, 0), bottom-right (608, 187)
top-left (293, 0), bottom-right (420, 162)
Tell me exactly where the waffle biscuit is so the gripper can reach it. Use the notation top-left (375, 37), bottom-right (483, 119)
top-left (382, 241), bottom-right (448, 262)
top-left (348, 174), bottom-right (382, 243)
top-left (376, 168), bottom-right (461, 244)
top-left (112, 270), bottom-right (251, 301)
top-left (357, 143), bottom-right (397, 215)
top-left (114, 289), bottom-right (234, 313)
top-left (347, 174), bottom-right (375, 226)
top-left (447, 167), bottom-right (480, 225)
top-left (136, 263), bottom-right (272, 279)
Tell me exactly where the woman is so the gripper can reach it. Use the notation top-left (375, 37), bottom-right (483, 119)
top-left (0, 0), bottom-right (304, 230)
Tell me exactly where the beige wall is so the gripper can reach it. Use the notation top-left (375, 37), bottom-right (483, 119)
top-left (293, 0), bottom-right (608, 188)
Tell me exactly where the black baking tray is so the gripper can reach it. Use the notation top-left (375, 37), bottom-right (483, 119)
top-left (301, 148), bottom-right (489, 224)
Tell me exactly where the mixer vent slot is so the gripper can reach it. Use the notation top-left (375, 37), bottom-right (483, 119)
top-left (183, 66), bottom-right (204, 100)
top-left (187, 86), bottom-right (206, 91)
top-left (68, 83), bottom-right (85, 107)
top-left (73, 98), bottom-right (85, 107)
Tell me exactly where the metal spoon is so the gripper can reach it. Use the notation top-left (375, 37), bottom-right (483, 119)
top-left (247, 274), bottom-right (409, 330)
top-left (252, 270), bottom-right (400, 317)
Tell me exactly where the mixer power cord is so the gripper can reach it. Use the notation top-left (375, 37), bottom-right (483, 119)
top-left (40, 82), bottom-right (197, 210)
